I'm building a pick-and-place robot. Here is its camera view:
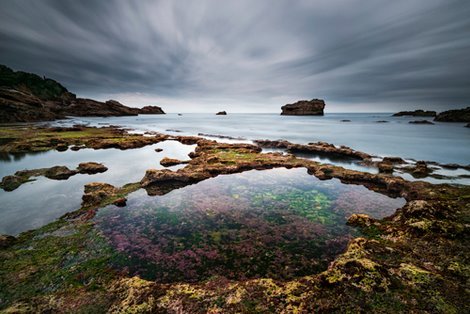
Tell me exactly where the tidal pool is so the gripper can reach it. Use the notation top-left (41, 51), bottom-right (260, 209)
top-left (94, 167), bottom-right (406, 282)
top-left (0, 140), bottom-right (195, 235)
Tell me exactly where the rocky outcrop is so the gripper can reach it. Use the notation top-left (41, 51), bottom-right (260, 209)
top-left (434, 107), bottom-right (470, 122)
top-left (409, 120), bottom-right (434, 125)
top-left (393, 110), bottom-right (436, 117)
top-left (138, 106), bottom-right (165, 114)
top-left (216, 111), bottom-right (227, 115)
top-left (0, 65), bottom-right (166, 122)
top-left (254, 139), bottom-right (371, 160)
top-left (281, 99), bottom-right (325, 115)
top-left (44, 166), bottom-right (77, 180)
top-left (82, 182), bottom-right (118, 207)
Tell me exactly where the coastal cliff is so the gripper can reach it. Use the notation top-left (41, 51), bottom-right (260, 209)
top-left (281, 99), bottom-right (325, 115)
top-left (0, 65), bottom-right (164, 123)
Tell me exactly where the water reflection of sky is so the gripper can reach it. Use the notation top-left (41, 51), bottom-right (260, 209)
top-left (0, 140), bottom-right (195, 235)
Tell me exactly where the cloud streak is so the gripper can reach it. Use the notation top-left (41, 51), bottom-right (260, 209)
top-left (0, 0), bottom-right (469, 112)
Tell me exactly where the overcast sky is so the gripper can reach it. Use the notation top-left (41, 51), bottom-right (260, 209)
top-left (1, 0), bottom-right (469, 112)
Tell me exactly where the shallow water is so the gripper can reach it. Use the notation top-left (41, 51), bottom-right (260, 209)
top-left (0, 140), bottom-right (195, 235)
top-left (56, 113), bottom-right (470, 164)
top-left (94, 168), bottom-right (406, 282)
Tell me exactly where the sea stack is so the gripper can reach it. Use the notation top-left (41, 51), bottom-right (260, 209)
top-left (281, 99), bottom-right (325, 115)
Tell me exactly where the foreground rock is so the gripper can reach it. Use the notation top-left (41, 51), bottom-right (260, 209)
top-left (0, 133), bottom-right (469, 312)
top-left (434, 107), bottom-right (470, 122)
top-left (216, 111), bottom-right (227, 115)
top-left (281, 99), bottom-right (325, 115)
top-left (138, 105), bottom-right (165, 114)
top-left (393, 110), bottom-right (436, 117)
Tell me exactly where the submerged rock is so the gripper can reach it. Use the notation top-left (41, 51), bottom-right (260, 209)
top-left (434, 107), bottom-right (470, 122)
top-left (281, 99), bottom-right (325, 115)
top-left (77, 162), bottom-right (108, 174)
top-left (409, 120), bottom-right (434, 125)
top-left (154, 148), bottom-right (163, 152)
top-left (393, 110), bottom-right (436, 117)
top-left (216, 111), bottom-right (227, 115)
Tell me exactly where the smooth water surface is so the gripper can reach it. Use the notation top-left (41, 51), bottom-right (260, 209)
top-left (57, 113), bottom-right (470, 164)
top-left (0, 140), bottom-right (195, 235)
top-left (94, 168), bottom-right (406, 282)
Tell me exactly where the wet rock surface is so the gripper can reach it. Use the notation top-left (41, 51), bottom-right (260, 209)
top-left (159, 157), bottom-right (189, 167)
top-left (281, 99), bottom-right (325, 115)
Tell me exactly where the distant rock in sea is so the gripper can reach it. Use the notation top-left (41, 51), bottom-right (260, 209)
top-left (139, 106), bottom-right (165, 114)
top-left (393, 110), bottom-right (436, 117)
top-left (216, 111), bottom-right (227, 115)
top-left (281, 99), bottom-right (325, 116)
top-left (409, 120), bottom-right (434, 125)
top-left (376, 120), bottom-right (389, 123)
top-left (466, 123), bottom-right (470, 128)
top-left (434, 107), bottom-right (470, 122)
top-left (340, 119), bottom-right (351, 122)
top-left (0, 64), bottom-right (165, 123)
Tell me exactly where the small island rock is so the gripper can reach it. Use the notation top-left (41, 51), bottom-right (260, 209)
top-left (393, 110), bottom-right (436, 117)
top-left (281, 99), bottom-right (325, 116)
top-left (216, 111), bottom-right (227, 115)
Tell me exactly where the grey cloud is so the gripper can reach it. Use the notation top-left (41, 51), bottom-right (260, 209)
top-left (0, 0), bottom-right (469, 112)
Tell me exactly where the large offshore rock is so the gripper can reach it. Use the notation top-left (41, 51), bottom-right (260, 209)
top-left (281, 99), bottom-right (325, 115)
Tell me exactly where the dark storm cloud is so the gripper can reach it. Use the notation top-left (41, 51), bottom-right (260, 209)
top-left (0, 0), bottom-right (469, 111)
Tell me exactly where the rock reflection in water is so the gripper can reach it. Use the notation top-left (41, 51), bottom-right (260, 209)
top-left (95, 168), bottom-right (406, 282)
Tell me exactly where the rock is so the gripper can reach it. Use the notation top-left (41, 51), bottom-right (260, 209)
top-left (113, 198), bottom-right (127, 207)
top-left (281, 99), bottom-right (325, 115)
top-left (0, 175), bottom-right (25, 191)
top-left (465, 123), bottom-right (470, 128)
top-left (82, 182), bottom-right (118, 207)
top-left (138, 106), bottom-right (165, 114)
top-left (44, 166), bottom-right (77, 180)
top-left (140, 169), bottom-right (192, 187)
top-left (216, 111), bottom-right (227, 115)
top-left (340, 119), bottom-right (351, 122)
top-left (375, 120), bottom-right (389, 123)
top-left (412, 161), bottom-right (431, 178)
top-left (409, 120), bottom-right (434, 125)
top-left (378, 162), bottom-right (394, 173)
top-left (0, 64), bottom-right (156, 123)
top-left (154, 148), bottom-right (163, 152)
top-left (160, 157), bottom-right (188, 167)
top-left (382, 157), bottom-right (405, 164)
top-left (55, 143), bottom-right (68, 151)
top-left (0, 234), bottom-right (16, 248)
top-left (434, 107), bottom-right (470, 122)
top-left (77, 162), bottom-right (108, 174)
top-left (347, 214), bottom-right (377, 227)
top-left (393, 110), bottom-right (436, 117)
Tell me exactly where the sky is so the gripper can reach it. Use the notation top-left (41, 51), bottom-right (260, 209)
top-left (0, 0), bottom-right (469, 113)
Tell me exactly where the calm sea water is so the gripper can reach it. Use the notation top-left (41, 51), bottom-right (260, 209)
top-left (58, 113), bottom-right (470, 164)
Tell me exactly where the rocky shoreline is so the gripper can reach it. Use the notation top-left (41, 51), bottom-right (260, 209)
top-left (0, 125), bottom-right (468, 312)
